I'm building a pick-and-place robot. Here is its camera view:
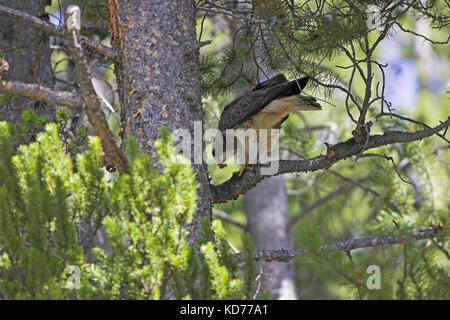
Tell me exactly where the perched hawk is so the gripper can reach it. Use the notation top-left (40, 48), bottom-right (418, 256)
top-left (213, 73), bottom-right (321, 176)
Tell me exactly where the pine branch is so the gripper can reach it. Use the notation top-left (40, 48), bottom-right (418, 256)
top-left (210, 118), bottom-right (450, 204)
top-left (197, 2), bottom-right (266, 24)
top-left (233, 226), bottom-right (448, 262)
top-left (0, 4), bottom-right (117, 59)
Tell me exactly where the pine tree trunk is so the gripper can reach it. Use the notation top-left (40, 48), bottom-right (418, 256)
top-left (113, 0), bottom-right (212, 240)
top-left (0, 0), bottom-right (54, 122)
top-left (244, 176), bottom-right (298, 299)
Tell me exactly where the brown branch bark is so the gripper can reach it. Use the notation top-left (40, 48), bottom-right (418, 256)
top-left (0, 4), bottom-right (117, 59)
top-left (0, 79), bottom-right (84, 108)
top-left (233, 226), bottom-right (448, 262)
top-left (211, 118), bottom-right (450, 204)
top-left (64, 29), bottom-right (128, 174)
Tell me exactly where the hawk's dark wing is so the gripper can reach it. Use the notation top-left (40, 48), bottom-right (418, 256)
top-left (218, 74), bottom-right (310, 131)
top-left (251, 73), bottom-right (288, 91)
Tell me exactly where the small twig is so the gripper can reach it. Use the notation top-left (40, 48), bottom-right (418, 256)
top-left (395, 22), bottom-right (450, 45)
top-left (378, 112), bottom-right (450, 145)
top-left (431, 238), bottom-right (450, 260)
top-left (288, 182), bottom-right (354, 228)
top-left (359, 153), bottom-right (412, 185)
top-left (212, 209), bottom-right (247, 230)
top-left (197, 5), bottom-right (267, 24)
top-left (252, 264), bottom-right (264, 300)
top-left (329, 170), bottom-right (380, 196)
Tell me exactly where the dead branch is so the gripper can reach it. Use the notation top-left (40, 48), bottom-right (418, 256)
top-left (233, 226), bottom-right (447, 262)
top-left (0, 79), bottom-right (84, 108)
top-left (0, 4), bottom-right (117, 59)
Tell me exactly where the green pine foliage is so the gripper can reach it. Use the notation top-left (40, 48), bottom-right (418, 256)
top-left (0, 121), bottom-right (84, 299)
top-left (0, 120), bottom-right (256, 299)
top-left (199, 0), bottom-right (392, 96)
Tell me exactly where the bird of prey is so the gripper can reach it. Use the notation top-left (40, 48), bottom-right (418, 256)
top-left (213, 73), bottom-right (321, 176)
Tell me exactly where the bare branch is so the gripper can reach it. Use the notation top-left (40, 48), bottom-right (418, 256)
top-left (197, 6), bottom-right (266, 24)
top-left (233, 226), bottom-right (448, 262)
top-left (395, 22), bottom-right (450, 45)
top-left (431, 239), bottom-right (450, 260)
top-left (0, 4), bottom-right (117, 59)
top-left (0, 79), bottom-right (84, 108)
top-left (378, 112), bottom-right (450, 145)
top-left (210, 118), bottom-right (450, 204)
top-left (329, 170), bottom-right (380, 196)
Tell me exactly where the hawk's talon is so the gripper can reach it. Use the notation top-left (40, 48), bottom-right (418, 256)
top-left (232, 164), bottom-right (254, 177)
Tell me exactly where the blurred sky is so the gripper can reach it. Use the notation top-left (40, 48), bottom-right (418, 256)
top-left (379, 36), bottom-right (420, 110)
top-left (378, 24), bottom-right (448, 111)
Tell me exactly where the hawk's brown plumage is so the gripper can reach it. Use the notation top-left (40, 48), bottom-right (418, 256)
top-left (213, 74), bottom-right (321, 175)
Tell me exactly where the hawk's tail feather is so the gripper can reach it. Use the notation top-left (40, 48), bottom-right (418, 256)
top-left (295, 95), bottom-right (322, 110)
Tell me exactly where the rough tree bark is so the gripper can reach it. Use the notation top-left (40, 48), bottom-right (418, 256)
top-left (244, 176), bottom-right (298, 299)
top-left (111, 0), bottom-right (212, 240)
top-left (0, 0), bottom-right (54, 122)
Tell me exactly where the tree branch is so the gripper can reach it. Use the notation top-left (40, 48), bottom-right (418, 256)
top-left (210, 118), bottom-right (450, 204)
top-left (0, 79), bottom-right (84, 108)
top-left (233, 226), bottom-right (448, 262)
top-left (0, 4), bottom-right (117, 59)
top-left (64, 9), bottom-right (128, 174)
